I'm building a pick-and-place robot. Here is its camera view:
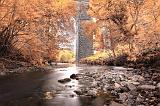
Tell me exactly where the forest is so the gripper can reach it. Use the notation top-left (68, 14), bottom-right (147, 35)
top-left (0, 0), bottom-right (76, 68)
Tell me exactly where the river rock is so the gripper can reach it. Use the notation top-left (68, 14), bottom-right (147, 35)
top-left (127, 83), bottom-right (136, 91)
top-left (156, 83), bottom-right (160, 89)
top-left (120, 86), bottom-right (130, 92)
top-left (105, 85), bottom-right (114, 91)
top-left (110, 101), bottom-right (124, 106)
top-left (138, 85), bottom-right (156, 90)
top-left (131, 75), bottom-right (145, 82)
top-left (130, 81), bottom-right (140, 85)
top-left (114, 83), bottom-right (121, 88)
top-left (152, 75), bottom-right (160, 81)
top-left (69, 94), bottom-right (75, 98)
top-left (58, 78), bottom-right (71, 83)
top-left (74, 90), bottom-right (83, 95)
top-left (70, 74), bottom-right (78, 79)
top-left (111, 90), bottom-right (119, 97)
top-left (43, 91), bottom-right (55, 100)
top-left (86, 89), bottom-right (97, 98)
top-left (113, 88), bottom-right (123, 93)
top-left (119, 93), bottom-right (128, 102)
top-left (136, 94), bottom-right (145, 104)
top-left (0, 72), bottom-right (6, 76)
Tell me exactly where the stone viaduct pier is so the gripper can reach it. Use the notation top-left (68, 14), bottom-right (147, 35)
top-left (76, 0), bottom-right (93, 62)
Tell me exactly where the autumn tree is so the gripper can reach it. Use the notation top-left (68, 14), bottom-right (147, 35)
top-left (0, 0), bottom-right (23, 56)
top-left (88, 0), bottom-right (160, 56)
top-left (0, 0), bottom-right (76, 65)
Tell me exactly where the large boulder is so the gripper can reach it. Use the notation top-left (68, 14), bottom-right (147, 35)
top-left (70, 74), bottom-right (79, 80)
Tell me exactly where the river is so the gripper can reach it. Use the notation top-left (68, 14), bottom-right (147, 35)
top-left (0, 64), bottom-right (127, 106)
top-left (0, 64), bottom-right (116, 106)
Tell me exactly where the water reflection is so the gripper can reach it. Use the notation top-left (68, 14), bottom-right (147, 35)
top-left (39, 64), bottom-right (83, 106)
top-left (0, 64), bottom-right (120, 106)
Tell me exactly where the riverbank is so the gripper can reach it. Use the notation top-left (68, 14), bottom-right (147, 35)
top-left (0, 58), bottom-right (74, 77)
top-left (0, 58), bottom-right (51, 76)
top-left (72, 66), bottom-right (160, 106)
top-left (80, 48), bottom-right (160, 69)
top-left (76, 49), bottom-right (160, 105)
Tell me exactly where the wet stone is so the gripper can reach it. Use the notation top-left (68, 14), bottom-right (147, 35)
top-left (156, 83), bottom-right (160, 89)
top-left (131, 75), bottom-right (145, 82)
top-left (130, 81), bottom-right (140, 85)
top-left (0, 72), bottom-right (6, 76)
top-left (128, 83), bottom-right (137, 91)
top-left (136, 94), bottom-right (145, 104)
top-left (43, 91), bottom-right (55, 100)
top-left (138, 85), bottom-right (156, 90)
top-left (69, 94), bottom-right (75, 98)
top-left (74, 90), bottom-right (83, 95)
top-left (65, 85), bottom-right (73, 88)
top-left (152, 74), bottom-right (160, 81)
top-left (119, 93), bottom-right (128, 102)
top-left (70, 74), bottom-right (78, 79)
top-left (58, 78), bottom-right (71, 83)
top-left (114, 83), bottom-right (121, 89)
top-left (110, 101), bottom-right (124, 106)
top-left (120, 86), bottom-right (130, 92)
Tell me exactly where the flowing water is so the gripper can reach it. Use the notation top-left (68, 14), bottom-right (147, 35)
top-left (0, 64), bottom-right (122, 106)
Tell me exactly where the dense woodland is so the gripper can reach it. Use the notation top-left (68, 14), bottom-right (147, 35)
top-left (81, 0), bottom-right (160, 68)
top-left (0, 0), bottom-right (76, 68)
top-left (0, 0), bottom-right (160, 70)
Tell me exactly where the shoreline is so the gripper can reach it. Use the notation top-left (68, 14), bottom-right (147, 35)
top-left (72, 66), bottom-right (160, 106)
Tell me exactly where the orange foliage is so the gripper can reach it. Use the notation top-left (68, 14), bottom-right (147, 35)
top-left (88, 0), bottom-right (160, 53)
top-left (0, 0), bottom-right (76, 65)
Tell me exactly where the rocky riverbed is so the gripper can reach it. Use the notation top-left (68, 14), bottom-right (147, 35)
top-left (0, 64), bottom-right (159, 106)
top-left (61, 66), bottom-right (160, 106)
